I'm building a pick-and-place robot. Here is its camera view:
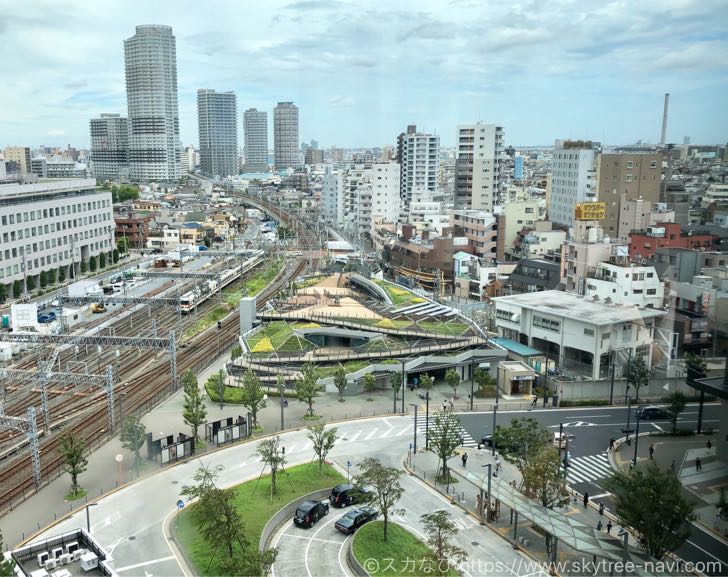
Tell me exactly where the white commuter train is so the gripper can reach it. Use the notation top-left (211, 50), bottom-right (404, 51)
top-left (179, 251), bottom-right (265, 314)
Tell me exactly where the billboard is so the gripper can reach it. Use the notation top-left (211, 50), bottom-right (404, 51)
top-left (574, 202), bottom-right (606, 220)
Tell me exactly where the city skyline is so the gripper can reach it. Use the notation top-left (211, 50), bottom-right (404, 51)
top-left (1, 0), bottom-right (727, 149)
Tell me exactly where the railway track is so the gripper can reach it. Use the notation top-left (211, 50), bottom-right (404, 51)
top-left (0, 200), bottom-right (319, 515)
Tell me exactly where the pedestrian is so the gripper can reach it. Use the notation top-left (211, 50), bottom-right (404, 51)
top-left (608, 438), bottom-right (615, 452)
top-left (583, 492), bottom-right (589, 508)
top-left (670, 459), bottom-right (676, 473)
top-left (597, 520), bottom-right (603, 531)
top-left (494, 454), bottom-right (501, 476)
top-left (442, 401), bottom-right (447, 412)
top-left (606, 521), bottom-right (613, 534)
top-left (649, 444), bottom-right (654, 459)
top-left (696, 457), bottom-right (702, 472)
top-left (532, 395), bottom-right (537, 407)
top-left (599, 503), bottom-right (604, 516)
top-left (707, 439), bottom-right (712, 450)
top-left (459, 432), bottom-right (465, 446)
top-left (449, 398), bottom-right (454, 410)
top-left (462, 452), bottom-right (468, 468)
top-left (476, 493), bottom-right (482, 516)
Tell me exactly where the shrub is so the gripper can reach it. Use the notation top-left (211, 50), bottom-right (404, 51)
top-left (375, 318), bottom-right (396, 329)
top-left (474, 385), bottom-right (497, 398)
top-left (559, 399), bottom-right (610, 407)
top-left (410, 297), bottom-right (426, 303)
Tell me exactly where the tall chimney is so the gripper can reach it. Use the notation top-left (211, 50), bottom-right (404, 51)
top-left (660, 93), bottom-right (670, 145)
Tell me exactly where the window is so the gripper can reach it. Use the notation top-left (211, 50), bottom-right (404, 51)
top-left (584, 328), bottom-right (595, 336)
top-left (626, 174), bottom-right (633, 182)
top-left (626, 161), bottom-right (634, 169)
top-left (650, 161), bottom-right (657, 168)
top-left (635, 344), bottom-right (649, 358)
top-left (646, 272), bottom-right (653, 278)
top-left (533, 315), bottom-right (560, 332)
top-left (646, 288), bottom-right (656, 295)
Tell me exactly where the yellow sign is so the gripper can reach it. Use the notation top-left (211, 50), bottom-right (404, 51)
top-left (575, 202), bottom-right (606, 220)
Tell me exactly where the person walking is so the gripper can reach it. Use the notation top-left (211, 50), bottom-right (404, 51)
top-left (696, 457), bottom-right (702, 472)
top-left (707, 439), bottom-right (712, 450)
top-left (599, 503), bottom-right (605, 516)
top-left (606, 521), bottom-right (613, 534)
top-left (476, 493), bottom-right (482, 517)
top-left (461, 452), bottom-right (468, 468)
top-left (597, 520), bottom-right (603, 531)
top-left (532, 395), bottom-right (538, 407)
top-left (583, 492), bottom-right (589, 508)
top-left (608, 438), bottom-right (615, 452)
top-left (494, 454), bottom-right (501, 476)
top-left (649, 444), bottom-right (655, 459)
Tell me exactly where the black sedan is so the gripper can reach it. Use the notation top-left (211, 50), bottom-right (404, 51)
top-left (334, 506), bottom-right (378, 534)
top-left (293, 500), bottom-right (329, 528)
top-left (636, 405), bottom-right (669, 420)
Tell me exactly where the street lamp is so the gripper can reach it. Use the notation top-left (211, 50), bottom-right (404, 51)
top-left (491, 372), bottom-right (500, 456)
top-left (409, 403), bottom-right (418, 453)
top-left (400, 359), bottom-right (407, 414)
top-left (623, 393), bottom-right (633, 446)
top-left (85, 502), bottom-right (98, 533)
top-left (424, 390), bottom-right (430, 451)
top-left (632, 411), bottom-right (642, 467)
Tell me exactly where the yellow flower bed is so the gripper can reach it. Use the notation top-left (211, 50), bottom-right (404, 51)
top-left (376, 318), bottom-right (396, 328)
top-left (410, 297), bottom-right (426, 304)
top-left (390, 287), bottom-right (410, 296)
top-left (296, 322), bottom-right (321, 329)
top-left (251, 336), bottom-right (274, 353)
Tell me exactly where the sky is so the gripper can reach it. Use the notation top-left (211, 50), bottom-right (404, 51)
top-left (1, 0), bottom-right (727, 150)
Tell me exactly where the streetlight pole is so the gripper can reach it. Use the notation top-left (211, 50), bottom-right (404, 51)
top-left (624, 393), bottom-right (633, 446)
top-left (279, 379), bottom-right (285, 431)
top-left (632, 412), bottom-right (641, 467)
top-left (85, 503), bottom-right (98, 533)
top-left (401, 359), bottom-right (406, 414)
top-left (482, 463), bottom-right (492, 524)
top-left (425, 391), bottom-right (430, 451)
top-left (491, 372), bottom-right (500, 456)
top-left (410, 404), bottom-right (418, 452)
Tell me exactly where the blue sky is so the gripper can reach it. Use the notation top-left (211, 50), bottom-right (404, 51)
top-left (1, 0), bottom-right (727, 149)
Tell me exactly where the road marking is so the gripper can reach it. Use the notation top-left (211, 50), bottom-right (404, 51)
top-left (347, 431), bottom-right (361, 443)
top-left (395, 425), bottom-right (411, 436)
top-left (365, 428), bottom-right (379, 440)
top-left (279, 532), bottom-right (344, 545)
top-left (304, 515), bottom-right (340, 577)
top-left (115, 556), bottom-right (176, 572)
top-left (590, 492), bottom-right (611, 499)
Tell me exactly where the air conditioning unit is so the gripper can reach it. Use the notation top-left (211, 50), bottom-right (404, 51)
top-left (60, 553), bottom-right (73, 565)
top-left (44, 558), bottom-right (58, 570)
top-left (51, 547), bottom-right (63, 560)
top-left (37, 552), bottom-right (50, 567)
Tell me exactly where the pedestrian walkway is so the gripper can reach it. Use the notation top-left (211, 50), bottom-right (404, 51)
top-left (412, 414), bottom-right (478, 448)
top-left (566, 453), bottom-right (612, 484)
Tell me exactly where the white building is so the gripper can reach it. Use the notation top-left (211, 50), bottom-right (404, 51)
top-left (585, 261), bottom-right (665, 308)
top-left (89, 113), bottom-right (129, 181)
top-left (501, 199), bottom-right (546, 256)
top-left (493, 290), bottom-right (665, 380)
top-left (451, 209), bottom-right (498, 259)
top-left (46, 157), bottom-right (87, 179)
top-left (322, 167), bottom-right (344, 226)
top-left (197, 89), bottom-right (238, 178)
top-left (516, 227), bottom-right (566, 260)
top-left (398, 125), bottom-right (439, 204)
top-left (370, 162), bottom-right (400, 228)
top-left (0, 179), bottom-right (114, 298)
top-left (455, 122), bottom-right (504, 211)
top-left (124, 25), bottom-right (181, 182)
top-left (702, 183), bottom-right (728, 209)
top-left (548, 140), bottom-right (598, 228)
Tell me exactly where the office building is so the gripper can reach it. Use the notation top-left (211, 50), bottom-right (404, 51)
top-left (89, 113), bottom-right (129, 181)
top-left (273, 102), bottom-right (299, 171)
top-left (397, 125), bottom-right (439, 204)
top-left (0, 179), bottom-right (114, 298)
top-left (304, 148), bottom-right (324, 165)
top-left (243, 108), bottom-right (268, 172)
top-left (454, 122), bottom-right (504, 211)
top-left (548, 140), bottom-right (599, 228)
top-left (124, 25), bottom-right (181, 182)
top-left (3, 147), bottom-right (31, 175)
top-left (197, 89), bottom-right (238, 178)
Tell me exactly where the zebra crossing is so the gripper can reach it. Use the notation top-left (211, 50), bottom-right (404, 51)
top-left (565, 453), bottom-right (613, 484)
top-left (412, 415), bottom-right (478, 448)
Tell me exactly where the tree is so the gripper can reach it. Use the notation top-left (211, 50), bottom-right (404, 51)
top-left (307, 423), bottom-right (338, 471)
top-left (685, 352), bottom-right (707, 385)
top-left (12, 280), bottom-right (21, 299)
top-left (420, 510), bottom-right (467, 575)
top-left (362, 372), bottom-right (376, 401)
top-left (428, 410), bottom-right (462, 483)
top-left (112, 248), bottom-right (120, 263)
top-left (58, 429), bottom-right (88, 497)
top-left (116, 236), bottom-right (129, 254)
top-left (354, 458), bottom-right (405, 542)
top-left (58, 266), bottom-right (66, 283)
top-left (0, 531), bottom-right (15, 577)
top-left (665, 391), bottom-right (687, 434)
top-left (121, 415), bottom-right (146, 477)
top-left (241, 369), bottom-right (266, 427)
top-left (445, 368), bottom-right (460, 399)
top-left (26, 275), bottom-right (35, 291)
top-left (99, 252), bottom-right (107, 268)
top-left (181, 464), bottom-right (247, 560)
top-left (47, 268), bottom-right (57, 285)
top-left (182, 369), bottom-right (207, 441)
top-left (295, 362), bottom-right (320, 417)
top-left (390, 371), bottom-right (402, 400)
top-left (628, 355), bottom-right (649, 402)
top-left (420, 373), bottom-right (433, 390)
top-left (208, 369), bottom-right (227, 410)
top-left (39, 270), bottom-right (47, 288)
top-left (110, 184), bottom-right (140, 204)
top-left (203, 235), bottom-right (212, 248)
top-left (80, 260), bottom-right (88, 274)
top-left (219, 548), bottom-right (278, 577)
top-left (256, 436), bottom-right (286, 498)
top-left (334, 364), bottom-right (347, 402)
top-left (89, 255), bottom-right (97, 272)
top-left (0, 284), bottom-right (7, 304)
top-left (604, 462), bottom-right (695, 559)
top-left (474, 368), bottom-right (493, 396)
top-left (493, 417), bottom-right (551, 477)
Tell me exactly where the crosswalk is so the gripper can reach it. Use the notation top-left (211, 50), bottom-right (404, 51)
top-left (412, 415), bottom-right (478, 448)
top-left (565, 453), bottom-right (613, 484)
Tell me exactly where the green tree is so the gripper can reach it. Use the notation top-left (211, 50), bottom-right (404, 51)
top-left (47, 268), bottom-right (57, 285)
top-left (474, 368), bottom-right (493, 397)
top-left (665, 391), bottom-right (687, 434)
top-left (306, 423), bottom-right (338, 471)
top-left (111, 184), bottom-right (140, 204)
top-left (493, 417), bottom-right (551, 477)
top-left (0, 284), bottom-right (7, 304)
top-left (0, 531), bottom-right (15, 577)
top-left (231, 344), bottom-right (243, 359)
top-left (181, 370), bottom-right (207, 441)
top-left (99, 252), bottom-right (107, 268)
top-left (628, 355), bottom-right (649, 402)
top-left (420, 510), bottom-right (467, 575)
top-left (12, 280), bottom-right (21, 299)
top-left (420, 373), bottom-right (433, 390)
top-left (362, 372), bottom-right (376, 401)
top-left (58, 266), bottom-right (66, 283)
top-left (112, 248), bottom-right (120, 263)
top-left (219, 548), bottom-right (278, 577)
top-left (39, 270), bottom-right (47, 288)
top-left (116, 236), bottom-right (129, 254)
top-left (58, 429), bottom-right (88, 497)
top-left (80, 260), bottom-right (88, 274)
top-left (685, 352), bottom-right (707, 385)
top-left (203, 235), bottom-right (212, 248)
top-left (240, 369), bottom-right (266, 427)
top-left (121, 415), bottom-right (146, 477)
top-left (26, 276), bottom-right (35, 291)
top-left (604, 462), bottom-right (695, 559)
top-left (390, 371), bottom-right (402, 400)
top-left (429, 410), bottom-right (462, 483)
top-left (256, 436), bottom-right (286, 498)
top-left (295, 362), bottom-right (320, 417)
top-left (89, 255), bottom-right (97, 272)
top-left (208, 369), bottom-right (227, 410)
top-left (445, 368), bottom-right (460, 399)
top-left (353, 458), bottom-right (405, 542)
top-left (334, 364), bottom-right (348, 402)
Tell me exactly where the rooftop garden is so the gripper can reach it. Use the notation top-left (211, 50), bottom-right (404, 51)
top-left (245, 320), bottom-right (317, 353)
top-left (339, 316), bottom-right (472, 337)
top-left (371, 279), bottom-right (426, 307)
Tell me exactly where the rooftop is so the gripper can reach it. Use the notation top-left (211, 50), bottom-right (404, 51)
top-left (492, 337), bottom-right (543, 357)
top-left (493, 290), bottom-right (666, 326)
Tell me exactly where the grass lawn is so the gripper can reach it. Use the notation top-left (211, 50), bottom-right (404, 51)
top-left (245, 258), bottom-right (284, 296)
top-left (246, 321), bottom-right (316, 353)
top-left (184, 305), bottom-right (229, 340)
top-left (315, 358), bottom-right (401, 379)
top-left (205, 380), bottom-right (301, 403)
top-left (352, 521), bottom-right (459, 577)
top-left (372, 279), bottom-right (423, 307)
top-left (176, 463), bottom-right (345, 576)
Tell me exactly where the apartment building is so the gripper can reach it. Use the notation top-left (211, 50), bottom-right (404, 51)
top-left (702, 183), bottom-right (728, 209)
top-left (548, 140), bottom-right (598, 228)
top-left (89, 113), bottom-right (129, 181)
top-left (3, 147), bottom-right (31, 175)
top-left (617, 199), bottom-right (674, 244)
top-left (274, 102), bottom-right (299, 170)
top-left (243, 108), bottom-right (268, 172)
top-left (197, 89), bottom-right (238, 178)
top-left (585, 261), bottom-right (665, 308)
top-left (396, 125), bottom-right (439, 204)
top-left (629, 222), bottom-right (714, 260)
top-left (501, 199), bottom-right (546, 256)
top-left (454, 122), bottom-right (504, 211)
top-left (564, 220), bottom-right (614, 295)
top-left (450, 210), bottom-right (500, 260)
top-left (0, 179), bottom-right (114, 298)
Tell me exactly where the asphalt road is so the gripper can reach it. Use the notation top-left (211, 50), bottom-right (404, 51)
top-left (459, 404), bottom-right (726, 575)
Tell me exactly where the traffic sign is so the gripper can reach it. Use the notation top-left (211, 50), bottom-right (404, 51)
top-left (177, 499), bottom-right (185, 509)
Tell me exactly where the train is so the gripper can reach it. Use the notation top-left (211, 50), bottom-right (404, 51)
top-left (179, 251), bottom-right (265, 314)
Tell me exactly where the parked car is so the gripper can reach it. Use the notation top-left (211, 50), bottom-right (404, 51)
top-left (293, 500), bottom-right (329, 528)
top-left (37, 312), bottom-right (56, 324)
top-left (637, 405), bottom-right (669, 420)
top-left (334, 506), bottom-right (378, 534)
top-left (329, 484), bottom-right (372, 508)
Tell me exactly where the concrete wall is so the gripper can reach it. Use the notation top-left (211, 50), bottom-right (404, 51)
top-left (555, 377), bottom-right (696, 401)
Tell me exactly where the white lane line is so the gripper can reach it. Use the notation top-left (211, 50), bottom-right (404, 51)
top-left (346, 431), bottom-right (361, 443)
top-left (271, 519), bottom-right (295, 577)
top-left (279, 532), bottom-right (344, 545)
top-left (304, 514), bottom-right (340, 577)
top-left (365, 428), bottom-right (379, 440)
top-left (162, 507), bottom-right (189, 577)
top-left (115, 555), bottom-right (176, 572)
top-left (396, 425), bottom-right (412, 436)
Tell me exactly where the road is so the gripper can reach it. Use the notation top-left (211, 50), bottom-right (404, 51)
top-left (32, 416), bottom-right (547, 577)
top-left (459, 404), bottom-right (726, 575)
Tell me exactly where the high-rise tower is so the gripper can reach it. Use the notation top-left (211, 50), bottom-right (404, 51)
top-left (197, 89), bottom-right (238, 178)
top-left (243, 108), bottom-right (268, 172)
top-left (454, 122), bottom-right (504, 211)
top-left (124, 25), bottom-right (181, 182)
top-left (89, 113), bottom-right (129, 181)
top-left (273, 102), bottom-right (299, 171)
